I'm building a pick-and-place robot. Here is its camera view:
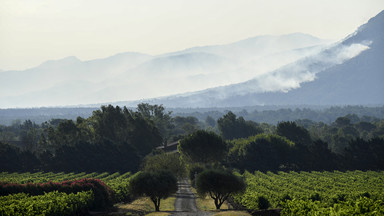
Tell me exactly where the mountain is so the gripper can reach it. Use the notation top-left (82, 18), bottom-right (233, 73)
top-left (0, 33), bottom-right (330, 108)
top-left (130, 10), bottom-right (384, 107)
top-left (0, 52), bottom-right (153, 107)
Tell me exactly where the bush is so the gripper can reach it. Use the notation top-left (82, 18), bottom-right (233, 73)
top-left (0, 178), bottom-right (113, 210)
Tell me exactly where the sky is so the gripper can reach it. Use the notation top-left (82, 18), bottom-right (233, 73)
top-left (1, 0), bottom-right (384, 71)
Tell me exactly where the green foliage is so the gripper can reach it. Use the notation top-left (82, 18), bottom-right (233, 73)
top-left (0, 190), bottom-right (94, 216)
top-left (0, 171), bottom-right (133, 208)
top-left (2, 105), bottom-right (384, 173)
top-left (228, 134), bottom-right (294, 171)
top-left (0, 178), bottom-right (113, 210)
top-left (218, 111), bottom-right (263, 140)
top-left (137, 103), bottom-right (173, 142)
top-left (142, 152), bottom-right (186, 178)
top-left (232, 170), bottom-right (384, 215)
top-left (196, 169), bottom-right (245, 209)
top-left (188, 163), bottom-right (205, 182)
top-left (170, 116), bottom-right (200, 141)
top-left (276, 121), bottom-right (312, 145)
top-left (179, 130), bottom-right (228, 164)
top-left (129, 170), bottom-right (177, 211)
top-left (344, 137), bottom-right (384, 170)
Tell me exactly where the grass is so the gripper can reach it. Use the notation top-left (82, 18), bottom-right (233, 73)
top-left (191, 185), bottom-right (251, 216)
top-left (191, 187), bottom-right (229, 211)
top-left (115, 196), bottom-right (175, 216)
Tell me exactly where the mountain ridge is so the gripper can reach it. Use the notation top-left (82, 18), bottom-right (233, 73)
top-left (0, 33), bottom-right (331, 108)
top-left (118, 10), bottom-right (384, 108)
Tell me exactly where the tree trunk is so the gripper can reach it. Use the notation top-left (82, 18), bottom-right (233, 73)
top-left (151, 197), bottom-right (161, 211)
top-left (215, 198), bottom-right (223, 209)
top-left (155, 198), bottom-right (161, 211)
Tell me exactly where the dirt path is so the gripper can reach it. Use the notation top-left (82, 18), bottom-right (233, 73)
top-left (171, 178), bottom-right (211, 216)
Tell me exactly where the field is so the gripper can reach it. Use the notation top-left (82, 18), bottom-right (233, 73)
top-left (0, 171), bottom-right (133, 215)
top-left (233, 170), bottom-right (384, 215)
top-left (1, 171), bottom-right (384, 215)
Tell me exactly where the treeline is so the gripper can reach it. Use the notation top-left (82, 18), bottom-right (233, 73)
top-left (1, 105), bottom-right (384, 126)
top-left (0, 104), bottom-right (200, 173)
top-left (174, 105), bottom-right (384, 124)
top-left (1, 104), bottom-right (384, 173)
top-left (219, 112), bottom-right (384, 171)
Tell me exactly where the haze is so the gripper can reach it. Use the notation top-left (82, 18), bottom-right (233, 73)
top-left (1, 0), bottom-right (384, 71)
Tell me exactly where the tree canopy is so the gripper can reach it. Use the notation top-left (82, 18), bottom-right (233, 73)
top-left (218, 111), bottom-right (262, 140)
top-left (178, 130), bottom-right (228, 164)
top-left (276, 121), bottom-right (312, 146)
top-left (227, 134), bottom-right (295, 171)
top-left (142, 152), bottom-right (186, 178)
top-left (196, 169), bottom-right (245, 209)
top-left (129, 170), bottom-right (178, 211)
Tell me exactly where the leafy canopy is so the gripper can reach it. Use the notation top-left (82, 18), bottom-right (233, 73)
top-left (196, 169), bottom-right (245, 209)
top-left (129, 170), bottom-right (177, 211)
top-left (178, 130), bottom-right (228, 164)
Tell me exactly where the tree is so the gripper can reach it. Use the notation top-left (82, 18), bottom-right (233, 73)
top-left (276, 121), bottom-right (312, 146)
top-left (205, 116), bottom-right (216, 128)
top-left (227, 134), bottom-right (295, 171)
top-left (129, 170), bottom-right (178, 211)
top-left (137, 103), bottom-right (173, 142)
top-left (170, 116), bottom-right (200, 140)
top-left (196, 169), bottom-right (245, 209)
top-left (178, 130), bottom-right (227, 164)
top-left (217, 111), bottom-right (262, 140)
top-left (142, 152), bottom-right (186, 178)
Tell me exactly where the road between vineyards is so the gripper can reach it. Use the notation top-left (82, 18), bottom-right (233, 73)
top-left (171, 178), bottom-right (211, 216)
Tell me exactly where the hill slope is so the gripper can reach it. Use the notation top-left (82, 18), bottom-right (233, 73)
top-left (134, 10), bottom-right (384, 107)
top-left (0, 34), bottom-right (329, 108)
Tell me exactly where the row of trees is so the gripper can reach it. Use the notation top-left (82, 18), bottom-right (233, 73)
top-left (0, 104), bottom-right (198, 172)
top-left (1, 105), bottom-right (384, 173)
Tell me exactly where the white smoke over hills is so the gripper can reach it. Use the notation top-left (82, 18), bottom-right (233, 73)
top-left (0, 33), bottom-right (332, 108)
top-left (135, 10), bottom-right (384, 107)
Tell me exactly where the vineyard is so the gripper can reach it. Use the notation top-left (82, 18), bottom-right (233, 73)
top-left (233, 170), bottom-right (384, 215)
top-left (2, 171), bottom-right (384, 215)
top-left (0, 171), bottom-right (133, 215)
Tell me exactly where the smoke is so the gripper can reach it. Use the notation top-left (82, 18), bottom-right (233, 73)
top-left (1, 34), bottom-right (360, 108)
top-left (233, 42), bottom-right (371, 94)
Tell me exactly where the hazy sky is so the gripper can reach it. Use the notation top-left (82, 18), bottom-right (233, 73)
top-left (1, 0), bottom-right (383, 71)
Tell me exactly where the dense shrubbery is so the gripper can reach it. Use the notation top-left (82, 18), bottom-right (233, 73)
top-left (0, 178), bottom-right (113, 210)
top-left (0, 171), bottom-right (135, 214)
top-left (0, 191), bottom-right (94, 216)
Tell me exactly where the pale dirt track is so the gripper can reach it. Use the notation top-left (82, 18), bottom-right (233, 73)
top-left (171, 178), bottom-right (211, 216)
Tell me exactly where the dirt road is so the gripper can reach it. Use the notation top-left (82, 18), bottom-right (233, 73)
top-left (171, 178), bottom-right (211, 216)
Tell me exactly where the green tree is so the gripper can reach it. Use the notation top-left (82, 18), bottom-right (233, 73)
top-left (171, 116), bottom-right (200, 140)
top-left (137, 103), bottom-right (173, 142)
top-left (228, 134), bottom-right (295, 171)
top-left (142, 152), bottom-right (186, 178)
top-left (178, 130), bottom-right (227, 164)
top-left (217, 111), bottom-right (262, 140)
top-left (196, 169), bottom-right (245, 209)
top-left (129, 170), bottom-right (178, 211)
top-left (276, 121), bottom-right (312, 146)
